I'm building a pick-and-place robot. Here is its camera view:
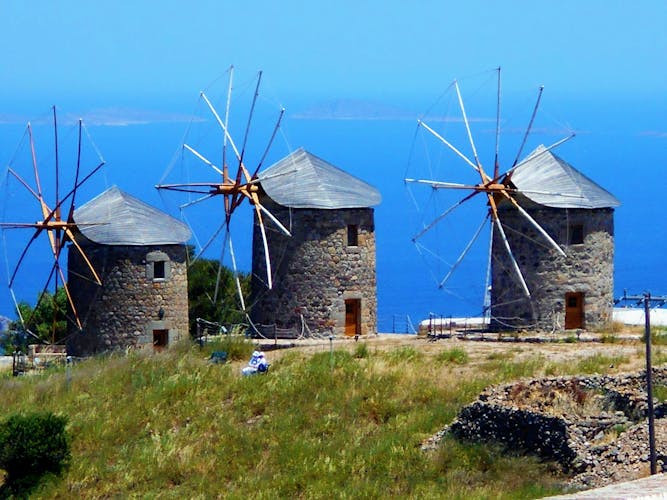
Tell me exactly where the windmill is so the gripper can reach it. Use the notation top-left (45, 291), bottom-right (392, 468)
top-left (156, 66), bottom-right (292, 315)
top-left (405, 68), bottom-right (579, 327)
top-left (1, 106), bottom-right (106, 343)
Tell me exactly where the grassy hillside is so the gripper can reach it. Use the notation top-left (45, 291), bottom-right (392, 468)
top-left (1, 335), bottom-right (645, 498)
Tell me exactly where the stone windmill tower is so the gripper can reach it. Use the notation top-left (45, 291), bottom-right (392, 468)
top-left (250, 148), bottom-right (381, 337)
top-left (406, 70), bottom-right (621, 333)
top-left (490, 146), bottom-right (620, 331)
top-left (67, 186), bottom-right (191, 355)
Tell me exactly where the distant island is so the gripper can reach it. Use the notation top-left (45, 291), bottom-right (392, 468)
top-left (290, 99), bottom-right (416, 121)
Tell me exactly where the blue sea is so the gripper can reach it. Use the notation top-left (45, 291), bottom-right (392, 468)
top-left (0, 89), bottom-right (665, 333)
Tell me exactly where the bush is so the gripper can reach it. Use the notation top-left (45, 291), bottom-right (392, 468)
top-left (0, 412), bottom-right (71, 494)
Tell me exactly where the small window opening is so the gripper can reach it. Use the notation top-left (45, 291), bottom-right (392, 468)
top-left (153, 261), bottom-right (166, 280)
top-left (153, 329), bottom-right (168, 350)
top-left (569, 224), bottom-right (584, 245)
top-left (347, 224), bottom-right (359, 247)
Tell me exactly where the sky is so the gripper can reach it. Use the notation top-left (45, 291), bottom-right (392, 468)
top-left (0, 1), bottom-right (666, 326)
top-left (2, 1), bottom-right (666, 106)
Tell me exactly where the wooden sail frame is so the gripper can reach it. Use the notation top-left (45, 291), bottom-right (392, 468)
top-left (1, 106), bottom-right (106, 341)
top-left (156, 67), bottom-right (291, 312)
top-left (405, 68), bottom-right (575, 306)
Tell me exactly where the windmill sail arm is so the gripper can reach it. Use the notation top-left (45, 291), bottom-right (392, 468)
top-left (253, 197), bottom-right (291, 236)
top-left (253, 107), bottom-right (285, 178)
top-left (509, 188), bottom-right (585, 200)
top-left (28, 123), bottom-right (45, 199)
top-left (237, 71), bottom-right (262, 185)
top-left (503, 194), bottom-right (566, 257)
top-left (454, 80), bottom-right (483, 176)
top-left (201, 92), bottom-right (242, 161)
top-left (156, 183), bottom-right (223, 194)
top-left (405, 178), bottom-right (478, 190)
top-left (7, 229), bottom-right (43, 287)
top-left (226, 230), bottom-right (247, 311)
top-left (8, 168), bottom-right (41, 202)
top-left (64, 227), bottom-right (103, 285)
top-left (23, 260), bottom-right (59, 332)
top-left (494, 217), bottom-right (530, 298)
top-left (178, 193), bottom-right (216, 210)
top-left (253, 204), bottom-right (273, 290)
top-left (0, 223), bottom-right (47, 228)
top-left (183, 144), bottom-right (223, 175)
top-left (252, 168), bottom-right (297, 185)
top-left (56, 262), bottom-right (82, 330)
top-left (54, 161), bottom-right (106, 219)
top-left (503, 133), bottom-right (575, 178)
top-left (412, 190), bottom-right (480, 242)
top-left (418, 120), bottom-right (480, 173)
top-left (438, 214), bottom-right (488, 289)
top-left (512, 86), bottom-right (544, 167)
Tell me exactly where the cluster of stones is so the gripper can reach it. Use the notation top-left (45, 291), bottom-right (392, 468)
top-left (424, 369), bottom-right (667, 489)
top-left (491, 203), bottom-right (615, 331)
top-left (67, 244), bottom-right (189, 355)
top-left (251, 201), bottom-right (377, 336)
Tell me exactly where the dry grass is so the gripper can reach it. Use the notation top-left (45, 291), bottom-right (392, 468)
top-left (0, 332), bottom-right (661, 498)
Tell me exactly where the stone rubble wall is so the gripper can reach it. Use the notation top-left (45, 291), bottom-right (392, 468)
top-left (251, 198), bottom-right (377, 337)
top-left (442, 369), bottom-right (667, 484)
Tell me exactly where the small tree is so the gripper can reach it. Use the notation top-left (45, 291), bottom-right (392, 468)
top-left (0, 412), bottom-right (71, 495)
top-left (187, 251), bottom-right (250, 337)
top-left (12, 287), bottom-right (68, 344)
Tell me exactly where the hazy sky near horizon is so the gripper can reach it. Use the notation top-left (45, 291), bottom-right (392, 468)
top-left (2, 1), bottom-right (666, 108)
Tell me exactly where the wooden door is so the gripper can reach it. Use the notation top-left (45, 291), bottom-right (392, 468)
top-left (345, 299), bottom-right (361, 336)
top-left (564, 292), bottom-right (584, 329)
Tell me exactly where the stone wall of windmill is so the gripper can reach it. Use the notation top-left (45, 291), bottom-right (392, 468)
top-left (490, 202), bottom-right (615, 331)
top-left (250, 199), bottom-right (377, 337)
top-left (67, 243), bottom-right (189, 355)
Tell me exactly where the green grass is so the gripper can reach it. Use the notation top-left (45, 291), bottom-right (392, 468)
top-left (479, 356), bottom-right (546, 380)
top-left (0, 342), bottom-right (568, 498)
top-left (573, 353), bottom-right (629, 374)
top-left (653, 384), bottom-right (667, 403)
top-left (435, 347), bottom-right (469, 365)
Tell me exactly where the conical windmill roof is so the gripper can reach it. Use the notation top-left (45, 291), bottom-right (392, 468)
top-left (74, 186), bottom-right (191, 245)
top-left (510, 145), bottom-right (620, 209)
top-left (258, 148), bottom-right (382, 209)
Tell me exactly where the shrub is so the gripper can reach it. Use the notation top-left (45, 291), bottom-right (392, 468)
top-left (0, 412), bottom-right (70, 495)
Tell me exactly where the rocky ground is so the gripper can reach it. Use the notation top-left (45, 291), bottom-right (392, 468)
top-left (568, 418), bottom-right (667, 489)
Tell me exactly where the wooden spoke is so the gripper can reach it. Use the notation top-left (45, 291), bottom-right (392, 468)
top-left (3, 108), bottom-right (106, 339)
top-left (454, 80), bottom-right (485, 180)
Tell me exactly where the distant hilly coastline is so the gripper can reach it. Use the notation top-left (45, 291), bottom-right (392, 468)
top-left (0, 108), bottom-right (199, 127)
top-left (290, 99), bottom-right (417, 121)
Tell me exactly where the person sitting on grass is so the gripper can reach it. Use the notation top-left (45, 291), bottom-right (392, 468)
top-left (242, 351), bottom-right (269, 376)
